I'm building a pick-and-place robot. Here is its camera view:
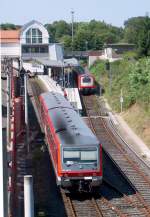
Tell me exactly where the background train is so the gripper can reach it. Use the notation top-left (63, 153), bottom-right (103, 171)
top-left (39, 91), bottom-right (102, 191)
top-left (51, 66), bottom-right (97, 94)
top-left (72, 66), bottom-right (97, 94)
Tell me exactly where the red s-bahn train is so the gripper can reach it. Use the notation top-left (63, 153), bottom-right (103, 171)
top-left (39, 91), bottom-right (102, 191)
top-left (72, 66), bottom-right (97, 94)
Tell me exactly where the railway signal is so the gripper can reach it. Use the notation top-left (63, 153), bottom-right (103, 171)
top-left (105, 61), bottom-right (110, 70)
top-left (105, 61), bottom-right (112, 94)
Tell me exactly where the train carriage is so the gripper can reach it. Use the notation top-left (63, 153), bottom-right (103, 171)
top-left (39, 91), bottom-right (102, 191)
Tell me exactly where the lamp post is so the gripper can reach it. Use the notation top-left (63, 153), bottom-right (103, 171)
top-left (85, 41), bottom-right (88, 51)
top-left (71, 10), bottom-right (74, 54)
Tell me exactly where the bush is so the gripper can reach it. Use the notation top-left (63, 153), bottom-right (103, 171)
top-left (90, 58), bottom-right (150, 112)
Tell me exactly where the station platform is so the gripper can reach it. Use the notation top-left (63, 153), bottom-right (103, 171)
top-left (65, 88), bottom-right (82, 112)
top-left (38, 75), bottom-right (63, 95)
top-left (38, 75), bottom-right (82, 113)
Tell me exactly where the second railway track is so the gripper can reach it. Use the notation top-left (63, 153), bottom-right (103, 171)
top-left (82, 95), bottom-right (150, 216)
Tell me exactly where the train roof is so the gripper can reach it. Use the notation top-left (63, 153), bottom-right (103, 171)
top-left (40, 92), bottom-right (99, 147)
top-left (79, 73), bottom-right (93, 78)
top-left (40, 91), bottom-right (72, 110)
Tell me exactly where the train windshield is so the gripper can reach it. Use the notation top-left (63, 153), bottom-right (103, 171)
top-left (63, 148), bottom-right (98, 169)
top-left (82, 77), bottom-right (92, 83)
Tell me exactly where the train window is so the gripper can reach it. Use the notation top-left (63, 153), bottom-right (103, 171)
top-left (64, 150), bottom-right (80, 159)
top-left (81, 150), bottom-right (97, 161)
top-left (82, 77), bottom-right (91, 83)
top-left (63, 148), bottom-right (97, 164)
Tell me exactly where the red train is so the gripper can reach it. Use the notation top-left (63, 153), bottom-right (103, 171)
top-left (39, 91), bottom-right (102, 191)
top-left (77, 73), bottom-right (96, 94)
top-left (72, 66), bottom-right (97, 94)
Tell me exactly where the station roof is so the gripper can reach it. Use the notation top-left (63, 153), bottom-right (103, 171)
top-left (0, 30), bottom-right (20, 43)
top-left (35, 57), bottom-right (79, 68)
top-left (35, 58), bottom-right (64, 67)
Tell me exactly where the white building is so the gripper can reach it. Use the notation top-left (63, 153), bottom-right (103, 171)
top-left (0, 20), bottom-right (63, 61)
top-left (0, 29), bottom-right (21, 57)
top-left (88, 48), bottom-right (122, 67)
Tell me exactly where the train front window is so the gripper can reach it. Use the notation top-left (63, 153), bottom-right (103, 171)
top-left (63, 148), bottom-right (98, 169)
top-left (82, 77), bottom-right (91, 83)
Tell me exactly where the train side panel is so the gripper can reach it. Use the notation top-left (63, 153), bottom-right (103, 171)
top-left (39, 95), bottom-right (62, 182)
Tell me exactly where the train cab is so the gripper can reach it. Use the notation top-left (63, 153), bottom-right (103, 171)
top-left (60, 144), bottom-right (102, 190)
top-left (78, 74), bottom-right (96, 94)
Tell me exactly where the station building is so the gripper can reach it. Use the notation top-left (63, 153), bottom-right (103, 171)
top-left (0, 20), bottom-right (63, 61)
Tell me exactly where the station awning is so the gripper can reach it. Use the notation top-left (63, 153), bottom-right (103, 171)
top-left (34, 58), bottom-right (79, 68)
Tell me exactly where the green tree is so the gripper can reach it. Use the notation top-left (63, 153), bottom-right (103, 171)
top-left (0, 23), bottom-right (21, 30)
top-left (129, 58), bottom-right (150, 105)
top-left (60, 35), bottom-right (72, 50)
top-left (137, 17), bottom-right (150, 56)
top-left (124, 16), bottom-right (150, 56)
top-left (45, 20), bottom-right (123, 51)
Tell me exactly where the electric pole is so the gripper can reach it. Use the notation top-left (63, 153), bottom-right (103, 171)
top-left (7, 61), bottom-right (11, 150)
top-left (24, 73), bottom-right (29, 153)
top-left (71, 10), bottom-right (74, 53)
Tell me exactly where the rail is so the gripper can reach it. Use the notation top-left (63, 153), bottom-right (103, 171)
top-left (82, 95), bottom-right (150, 216)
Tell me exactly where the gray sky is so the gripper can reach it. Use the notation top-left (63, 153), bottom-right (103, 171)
top-left (1, 0), bottom-right (150, 27)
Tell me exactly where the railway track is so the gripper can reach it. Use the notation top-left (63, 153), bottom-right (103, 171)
top-left (61, 188), bottom-right (134, 217)
top-left (61, 177), bottom-right (148, 217)
top-left (61, 189), bottom-right (104, 217)
top-left (30, 79), bottom-right (150, 216)
top-left (82, 95), bottom-right (150, 216)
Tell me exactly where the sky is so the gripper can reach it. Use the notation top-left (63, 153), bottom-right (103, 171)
top-left (0, 0), bottom-right (150, 27)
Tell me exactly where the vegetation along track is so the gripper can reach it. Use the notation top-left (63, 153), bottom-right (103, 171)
top-left (82, 94), bottom-right (150, 215)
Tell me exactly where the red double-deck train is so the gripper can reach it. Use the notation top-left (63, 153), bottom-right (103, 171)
top-left (39, 91), bottom-right (102, 191)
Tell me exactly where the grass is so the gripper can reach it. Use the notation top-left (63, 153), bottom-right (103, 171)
top-left (122, 104), bottom-right (150, 147)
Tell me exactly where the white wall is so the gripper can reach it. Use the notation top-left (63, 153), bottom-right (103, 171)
top-left (1, 43), bottom-right (21, 57)
top-left (49, 44), bottom-right (63, 61)
top-left (88, 56), bottom-right (100, 67)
